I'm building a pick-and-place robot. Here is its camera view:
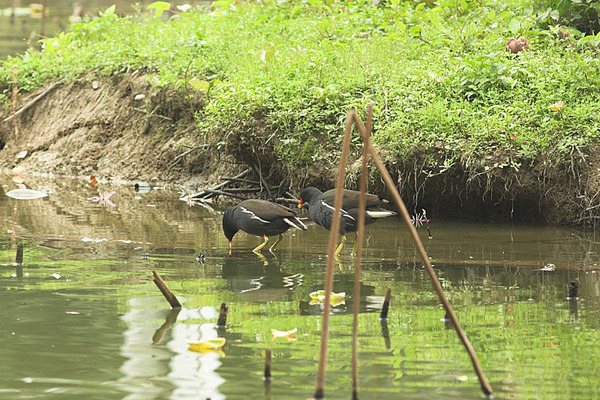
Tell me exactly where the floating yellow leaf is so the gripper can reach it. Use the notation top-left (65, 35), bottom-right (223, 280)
top-left (309, 290), bottom-right (346, 306)
top-left (271, 328), bottom-right (297, 341)
top-left (188, 337), bottom-right (226, 354)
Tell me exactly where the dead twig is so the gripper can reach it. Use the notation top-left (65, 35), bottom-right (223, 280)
top-left (189, 169), bottom-right (252, 199)
top-left (133, 107), bottom-right (173, 121)
top-left (3, 79), bottom-right (65, 122)
top-left (202, 188), bottom-right (250, 201)
top-left (167, 144), bottom-right (211, 173)
top-left (253, 162), bottom-right (272, 198)
top-left (221, 177), bottom-right (261, 186)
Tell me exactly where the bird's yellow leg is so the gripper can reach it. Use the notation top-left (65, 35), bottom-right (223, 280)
top-left (269, 234), bottom-right (284, 253)
top-left (334, 234), bottom-right (346, 257)
top-left (255, 251), bottom-right (269, 266)
top-left (228, 240), bottom-right (232, 257)
top-left (351, 232), bottom-right (359, 256)
top-left (253, 235), bottom-right (269, 253)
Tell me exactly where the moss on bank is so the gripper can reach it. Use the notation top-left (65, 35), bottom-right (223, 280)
top-left (1, 1), bottom-right (600, 225)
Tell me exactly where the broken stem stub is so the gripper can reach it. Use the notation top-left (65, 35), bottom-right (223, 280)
top-left (217, 302), bottom-right (228, 328)
top-left (152, 270), bottom-right (182, 309)
top-left (379, 288), bottom-right (392, 320)
top-left (15, 243), bottom-right (23, 265)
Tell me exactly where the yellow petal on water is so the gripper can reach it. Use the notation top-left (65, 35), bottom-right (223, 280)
top-left (188, 337), bottom-right (226, 353)
top-left (309, 290), bottom-right (346, 306)
top-left (271, 328), bottom-right (297, 341)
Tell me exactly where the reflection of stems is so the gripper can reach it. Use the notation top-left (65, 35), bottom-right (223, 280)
top-left (152, 308), bottom-right (182, 344)
top-left (263, 349), bottom-right (272, 382)
top-left (568, 300), bottom-right (579, 322)
top-left (16, 265), bottom-right (23, 280)
top-left (379, 319), bottom-right (391, 350)
top-left (423, 209), bottom-right (433, 239)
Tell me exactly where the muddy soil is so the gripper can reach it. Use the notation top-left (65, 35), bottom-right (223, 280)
top-left (1, 73), bottom-right (599, 226)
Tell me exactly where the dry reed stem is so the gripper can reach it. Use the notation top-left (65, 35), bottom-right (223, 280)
top-left (351, 104), bottom-right (373, 400)
top-left (313, 112), bottom-right (354, 399)
top-left (351, 110), bottom-right (493, 397)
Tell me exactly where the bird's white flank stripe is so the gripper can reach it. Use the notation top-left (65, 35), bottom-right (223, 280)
top-left (284, 217), bottom-right (307, 230)
top-left (320, 200), bottom-right (356, 221)
top-left (240, 206), bottom-right (270, 224)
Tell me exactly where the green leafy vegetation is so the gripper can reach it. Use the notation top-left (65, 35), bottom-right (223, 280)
top-left (1, 0), bottom-right (600, 184)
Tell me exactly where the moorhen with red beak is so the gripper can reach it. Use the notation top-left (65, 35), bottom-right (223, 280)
top-left (223, 199), bottom-right (307, 254)
top-left (298, 187), bottom-right (396, 256)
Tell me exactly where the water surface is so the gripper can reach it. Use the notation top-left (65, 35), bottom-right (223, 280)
top-left (0, 0), bottom-right (196, 60)
top-left (0, 174), bottom-right (599, 399)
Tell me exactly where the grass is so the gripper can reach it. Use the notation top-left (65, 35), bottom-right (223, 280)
top-left (1, 0), bottom-right (600, 196)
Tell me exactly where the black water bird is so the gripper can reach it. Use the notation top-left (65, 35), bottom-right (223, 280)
top-left (223, 199), bottom-right (307, 254)
top-left (298, 187), bottom-right (396, 256)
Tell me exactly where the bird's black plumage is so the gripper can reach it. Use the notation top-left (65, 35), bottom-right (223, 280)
top-left (223, 199), bottom-right (307, 254)
top-left (298, 187), bottom-right (395, 255)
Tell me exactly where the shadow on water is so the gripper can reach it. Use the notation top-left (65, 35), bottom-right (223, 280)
top-left (1, 175), bottom-right (600, 399)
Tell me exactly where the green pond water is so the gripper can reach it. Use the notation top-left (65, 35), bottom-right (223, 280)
top-left (1, 175), bottom-right (599, 399)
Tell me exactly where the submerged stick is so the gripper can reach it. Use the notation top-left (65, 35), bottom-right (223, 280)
top-left (217, 303), bottom-right (228, 328)
top-left (379, 288), bottom-right (392, 321)
top-left (264, 349), bottom-right (272, 382)
top-left (15, 243), bottom-right (23, 265)
top-left (352, 110), bottom-right (494, 398)
top-left (313, 112), bottom-right (354, 400)
top-left (152, 270), bottom-right (182, 309)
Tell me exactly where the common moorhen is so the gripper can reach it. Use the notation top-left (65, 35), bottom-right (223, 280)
top-left (298, 187), bottom-right (396, 256)
top-left (223, 199), bottom-right (307, 254)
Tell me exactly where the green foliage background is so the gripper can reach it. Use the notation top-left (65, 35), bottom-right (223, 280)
top-left (1, 0), bottom-right (600, 177)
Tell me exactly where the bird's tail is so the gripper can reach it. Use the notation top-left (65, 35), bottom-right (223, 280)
top-left (366, 210), bottom-right (396, 218)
